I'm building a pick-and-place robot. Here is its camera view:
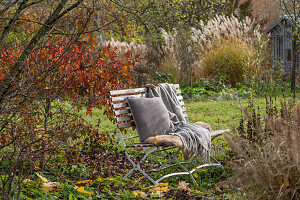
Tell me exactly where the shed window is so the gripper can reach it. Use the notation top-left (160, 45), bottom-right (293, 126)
top-left (286, 49), bottom-right (292, 62)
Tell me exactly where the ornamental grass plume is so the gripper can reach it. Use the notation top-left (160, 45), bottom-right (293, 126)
top-left (191, 15), bottom-right (263, 52)
top-left (159, 15), bottom-right (269, 85)
top-left (226, 99), bottom-right (300, 199)
top-left (103, 38), bottom-right (147, 61)
top-left (191, 15), bottom-right (269, 85)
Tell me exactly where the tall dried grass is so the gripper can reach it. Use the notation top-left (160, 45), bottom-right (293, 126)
top-left (226, 100), bottom-right (300, 199)
top-left (191, 15), bottom-right (264, 52)
top-left (160, 28), bottom-right (197, 85)
top-left (192, 15), bottom-right (270, 85)
top-left (103, 38), bottom-right (147, 61)
top-left (201, 38), bottom-right (255, 86)
top-left (101, 15), bottom-right (269, 87)
top-left (159, 15), bottom-right (269, 85)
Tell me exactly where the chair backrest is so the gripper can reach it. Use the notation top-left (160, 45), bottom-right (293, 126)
top-left (173, 84), bottom-right (188, 119)
top-left (109, 84), bottom-right (188, 135)
top-left (109, 87), bottom-right (147, 130)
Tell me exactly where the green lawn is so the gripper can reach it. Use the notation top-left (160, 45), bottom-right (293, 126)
top-left (19, 96), bottom-right (298, 199)
top-left (80, 97), bottom-right (292, 136)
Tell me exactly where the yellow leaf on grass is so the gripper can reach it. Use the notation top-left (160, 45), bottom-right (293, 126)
top-left (148, 182), bottom-right (169, 192)
top-left (155, 182), bottom-right (168, 187)
top-left (147, 182), bottom-right (169, 193)
top-left (76, 180), bottom-right (93, 184)
top-left (132, 190), bottom-right (146, 198)
top-left (193, 173), bottom-right (198, 178)
top-left (74, 186), bottom-right (93, 195)
top-left (153, 186), bottom-right (168, 192)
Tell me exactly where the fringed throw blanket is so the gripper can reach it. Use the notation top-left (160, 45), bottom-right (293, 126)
top-left (146, 83), bottom-right (211, 161)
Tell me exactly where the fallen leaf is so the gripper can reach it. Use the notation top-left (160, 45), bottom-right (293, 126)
top-left (147, 182), bottom-right (168, 189)
top-left (41, 182), bottom-right (57, 192)
top-left (153, 186), bottom-right (168, 192)
top-left (74, 186), bottom-right (93, 195)
top-left (76, 180), bottom-right (93, 184)
top-left (35, 172), bottom-right (49, 183)
top-left (35, 172), bottom-right (59, 192)
top-left (132, 190), bottom-right (146, 198)
top-left (178, 181), bottom-right (190, 191)
top-left (154, 182), bottom-right (168, 187)
top-left (193, 173), bottom-right (198, 178)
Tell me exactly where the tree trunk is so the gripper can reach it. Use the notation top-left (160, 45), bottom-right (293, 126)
top-left (291, 33), bottom-right (297, 95)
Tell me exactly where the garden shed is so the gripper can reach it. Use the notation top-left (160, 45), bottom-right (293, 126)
top-left (266, 15), bottom-right (300, 71)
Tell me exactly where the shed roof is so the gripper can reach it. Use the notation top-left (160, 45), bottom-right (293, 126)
top-left (266, 14), bottom-right (300, 33)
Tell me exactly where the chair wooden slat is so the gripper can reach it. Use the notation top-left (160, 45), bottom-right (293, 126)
top-left (112, 102), bottom-right (129, 109)
top-left (114, 109), bottom-right (131, 116)
top-left (110, 88), bottom-right (147, 96)
top-left (116, 116), bottom-right (133, 123)
top-left (111, 94), bottom-right (145, 102)
top-left (117, 122), bottom-right (135, 129)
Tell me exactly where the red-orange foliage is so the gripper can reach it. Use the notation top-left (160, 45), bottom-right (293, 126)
top-left (0, 37), bottom-right (135, 114)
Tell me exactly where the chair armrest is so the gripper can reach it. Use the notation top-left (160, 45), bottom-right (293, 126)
top-left (211, 129), bottom-right (230, 140)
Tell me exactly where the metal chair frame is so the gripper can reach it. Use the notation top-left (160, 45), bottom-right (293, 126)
top-left (109, 84), bottom-right (226, 185)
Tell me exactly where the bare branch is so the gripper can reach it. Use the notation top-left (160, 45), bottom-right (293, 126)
top-left (0, 0), bottom-right (85, 104)
top-left (0, 0), bottom-right (29, 45)
top-left (0, 0), bottom-right (18, 16)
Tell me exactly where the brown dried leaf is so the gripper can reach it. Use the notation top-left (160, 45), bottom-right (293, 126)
top-left (178, 181), bottom-right (190, 191)
top-left (35, 172), bottom-right (48, 183)
top-left (41, 182), bottom-right (57, 192)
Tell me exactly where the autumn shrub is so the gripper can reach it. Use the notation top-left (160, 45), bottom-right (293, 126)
top-left (0, 34), bottom-right (135, 198)
top-left (191, 15), bottom-right (270, 86)
top-left (226, 99), bottom-right (300, 199)
top-left (0, 1), bottom-right (138, 198)
top-left (201, 39), bottom-right (254, 86)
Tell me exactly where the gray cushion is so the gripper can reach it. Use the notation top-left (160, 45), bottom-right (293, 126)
top-left (126, 97), bottom-right (173, 142)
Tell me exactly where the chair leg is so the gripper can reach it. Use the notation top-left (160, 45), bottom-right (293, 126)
top-left (123, 146), bottom-right (158, 184)
top-left (160, 147), bottom-right (198, 186)
top-left (122, 144), bottom-right (222, 186)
